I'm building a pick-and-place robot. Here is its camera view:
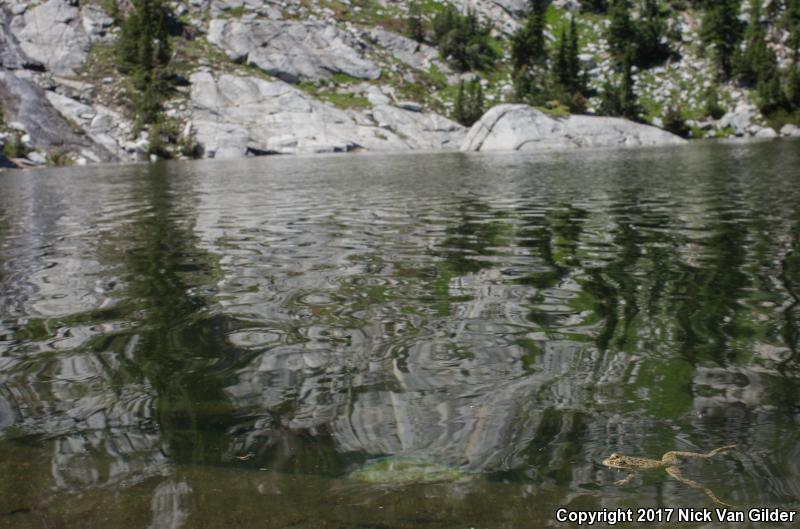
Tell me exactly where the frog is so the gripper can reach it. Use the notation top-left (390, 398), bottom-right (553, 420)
top-left (603, 444), bottom-right (737, 507)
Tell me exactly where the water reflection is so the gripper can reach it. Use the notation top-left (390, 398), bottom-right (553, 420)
top-left (1, 142), bottom-right (800, 528)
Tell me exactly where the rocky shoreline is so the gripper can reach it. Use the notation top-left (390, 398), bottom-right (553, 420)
top-left (1, 0), bottom-right (799, 171)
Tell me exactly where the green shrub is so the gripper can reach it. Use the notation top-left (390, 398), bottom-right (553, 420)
top-left (662, 106), bottom-right (690, 138)
top-left (703, 89), bottom-right (726, 120)
top-left (3, 133), bottom-right (30, 159)
top-left (45, 149), bottom-right (74, 167)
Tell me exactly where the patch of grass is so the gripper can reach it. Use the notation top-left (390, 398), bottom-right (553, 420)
top-left (536, 100), bottom-right (571, 117)
top-left (172, 36), bottom-right (233, 76)
top-left (220, 5), bottom-right (247, 18)
top-left (331, 72), bottom-right (361, 85)
top-left (712, 126), bottom-right (734, 138)
top-left (427, 64), bottom-right (447, 88)
top-left (322, 91), bottom-right (371, 109)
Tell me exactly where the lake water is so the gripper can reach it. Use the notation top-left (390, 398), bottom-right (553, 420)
top-left (1, 142), bottom-right (799, 528)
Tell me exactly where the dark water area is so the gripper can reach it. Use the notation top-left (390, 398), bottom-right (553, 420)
top-left (1, 141), bottom-right (800, 528)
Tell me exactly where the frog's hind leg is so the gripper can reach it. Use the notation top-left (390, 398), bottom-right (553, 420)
top-left (614, 473), bottom-right (637, 486)
top-left (662, 445), bottom-right (736, 464)
top-left (665, 466), bottom-right (736, 508)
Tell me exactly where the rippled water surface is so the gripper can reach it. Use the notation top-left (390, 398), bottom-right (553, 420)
top-left (1, 142), bottom-right (800, 528)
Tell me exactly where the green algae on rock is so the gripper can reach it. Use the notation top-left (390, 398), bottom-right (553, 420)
top-left (348, 458), bottom-right (469, 485)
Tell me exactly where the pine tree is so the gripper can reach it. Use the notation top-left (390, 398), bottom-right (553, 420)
top-left (736, 0), bottom-right (775, 86)
top-left (786, 0), bottom-right (800, 55)
top-left (567, 16), bottom-right (581, 92)
top-left (701, 0), bottom-right (743, 79)
top-left (636, 0), bottom-right (670, 67)
top-left (116, 0), bottom-right (173, 127)
top-left (620, 45), bottom-right (642, 121)
top-left (608, 0), bottom-right (635, 63)
top-left (511, 66), bottom-right (533, 103)
top-left (433, 7), bottom-right (496, 71)
top-left (453, 81), bottom-right (466, 124)
top-left (554, 17), bottom-right (582, 96)
top-left (511, 0), bottom-right (548, 70)
top-left (405, 1), bottom-right (425, 43)
top-left (452, 79), bottom-right (484, 126)
top-left (580, 0), bottom-right (608, 13)
top-left (786, 67), bottom-right (800, 109)
top-left (466, 79), bottom-right (485, 125)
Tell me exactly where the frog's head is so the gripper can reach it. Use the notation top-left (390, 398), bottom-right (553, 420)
top-left (602, 453), bottom-right (627, 469)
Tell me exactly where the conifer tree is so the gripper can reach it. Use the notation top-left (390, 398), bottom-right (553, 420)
top-left (736, 0), bottom-right (775, 86)
top-left (466, 79), bottom-right (485, 124)
top-left (607, 0), bottom-right (635, 63)
top-left (554, 17), bottom-right (582, 96)
top-left (116, 0), bottom-right (173, 127)
top-left (452, 79), bottom-right (484, 126)
top-left (433, 6), bottom-right (496, 71)
top-left (567, 17), bottom-right (581, 92)
top-left (581, 0), bottom-right (608, 13)
top-left (511, 0), bottom-right (548, 70)
top-left (620, 45), bottom-right (642, 121)
top-left (454, 81), bottom-right (466, 124)
top-left (405, 1), bottom-right (425, 43)
top-left (636, 0), bottom-right (670, 67)
top-left (701, 0), bottom-right (742, 79)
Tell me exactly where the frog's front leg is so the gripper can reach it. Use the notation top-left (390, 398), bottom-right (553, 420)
top-left (614, 472), bottom-right (637, 486)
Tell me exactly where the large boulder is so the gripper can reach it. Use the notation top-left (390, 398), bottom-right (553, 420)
top-left (10, 0), bottom-right (90, 75)
top-left (461, 104), bottom-right (687, 152)
top-left (207, 19), bottom-right (381, 83)
top-left (189, 71), bottom-right (464, 158)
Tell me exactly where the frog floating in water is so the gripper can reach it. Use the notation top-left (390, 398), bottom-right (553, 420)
top-left (603, 445), bottom-right (737, 507)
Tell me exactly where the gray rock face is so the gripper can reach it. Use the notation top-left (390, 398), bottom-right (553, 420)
top-left (0, 70), bottom-right (114, 161)
top-left (44, 91), bottom-right (141, 161)
top-left (189, 71), bottom-right (464, 158)
top-left (10, 0), bottom-right (90, 75)
top-left (208, 19), bottom-right (381, 83)
top-left (461, 104), bottom-right (687, 152)
top-left (0, 7), bottom-right (43, 70)
top-left (364, 28), bottom-right (449, 74)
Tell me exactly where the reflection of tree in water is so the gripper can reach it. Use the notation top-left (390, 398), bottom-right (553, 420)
top-left (668, 186), bottom-right (749, 366)
top-left (516, 202), bottom-right (587, 329)
top-left (780, 215), bottom-right (800, 367)
top-left (112, 164), bottom-right (248, 465)
top-left (430, 197), bottom-right (510, 316)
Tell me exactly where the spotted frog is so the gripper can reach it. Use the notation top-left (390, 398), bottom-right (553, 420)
top-left (603, 445), bottom-right (737, 507)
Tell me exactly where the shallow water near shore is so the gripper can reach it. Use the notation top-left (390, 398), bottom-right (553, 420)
top-left (1, 142), bottom-right (800, 528)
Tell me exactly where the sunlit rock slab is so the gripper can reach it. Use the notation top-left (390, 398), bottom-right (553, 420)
top-left (461, 104), bottom-right (687, 152)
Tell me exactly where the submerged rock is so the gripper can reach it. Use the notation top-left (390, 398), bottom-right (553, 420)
top-left (461, 104), bottom-right (687, 152)
top-left (349, 457), bottom-right (468, 485)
